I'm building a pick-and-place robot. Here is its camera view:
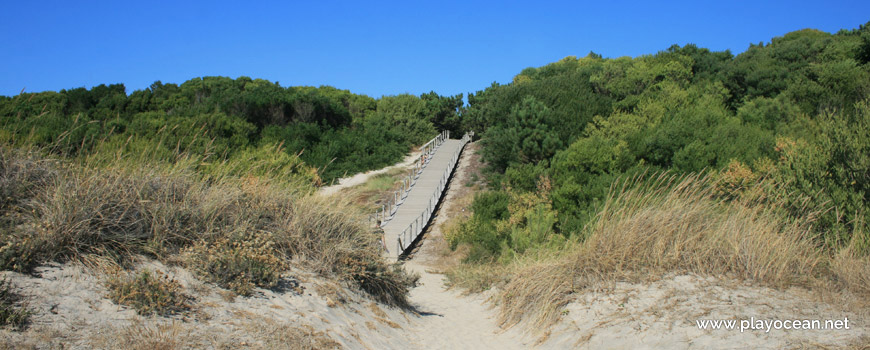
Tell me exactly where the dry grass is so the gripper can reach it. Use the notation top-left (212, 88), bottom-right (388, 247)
top-left (488, 172), bottom-right (867, 331)
top-left (105, 268), bottom-right (191, 316)
top-left (104, 321), bottom-right (190, 350)
top-left (340, 167), bottom-right (408, 210)
top-left (87, 317), bottom-right (340, 350)
top-left (0, 326), bottom-right (64, 349)
top-left (0, 278), bottom-right (29, 329)
top-left (0, 145), bottom-right (416, 308)
top-left (240, 316), bottom-right (341, 350)
top-left (256, 323), bottom-right (341, 350)
top-left (444, 260), bottom-right (510, 292)
top-left (831, 234), bottom-right (870, 297)
top-left (0, 149), bottom-right (59, 272)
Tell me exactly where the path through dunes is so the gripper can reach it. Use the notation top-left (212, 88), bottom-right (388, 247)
top-left (322, 139), bottom-right (530, 348)
top-left (399, 141), bottom-right (530, 349)
top-left (380, 138), bottom-right (465, 258)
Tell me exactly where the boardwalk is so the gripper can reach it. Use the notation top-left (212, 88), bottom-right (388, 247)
top-left (381, 136), bottom-right (469, 259)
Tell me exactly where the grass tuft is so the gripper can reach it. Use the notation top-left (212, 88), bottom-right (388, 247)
top-left (106, 269), bottom-right (191, 316)
top-left (183, 231), bottom-right (285, 296)
top-left (0, 278), bottom-right (30, 329)
top-left (339, 251), bottom-right (419, 306)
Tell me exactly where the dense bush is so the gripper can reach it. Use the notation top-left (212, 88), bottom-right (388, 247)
top-left (0, 77), bottom-right (461, 184)
top-left (455, 22), bottom-right (870, 263)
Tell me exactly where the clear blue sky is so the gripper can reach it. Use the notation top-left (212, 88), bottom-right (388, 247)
top-left (1, 1), bottom-right (868, 98)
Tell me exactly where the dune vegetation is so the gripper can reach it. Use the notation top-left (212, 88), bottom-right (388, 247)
top-left (444, 23), bottom-right (870, 329)
top-left (0, 144), bottom-right (418, 310)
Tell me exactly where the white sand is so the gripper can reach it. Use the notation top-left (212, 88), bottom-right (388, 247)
top-left (543, 275), bottom-right (868, 349)
top-left (401, 260), bottom-right (530, 349)
top-left (0, 260), bottom-right (423, 349)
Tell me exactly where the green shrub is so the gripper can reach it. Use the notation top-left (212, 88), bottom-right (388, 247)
top-left (769, 101), bottom-right (870, 247)
top-left (470, 191), bottom-right (510, 222)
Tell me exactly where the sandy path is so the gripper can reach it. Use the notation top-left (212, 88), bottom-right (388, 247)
top-left (319, 151), bottom-right (421, 196)
top-left (317, 140), bottom-right (528, 348)
top-left (399, 142), bottom-right (531, 349)
top-left (402, 261), bottom-right (529, 349)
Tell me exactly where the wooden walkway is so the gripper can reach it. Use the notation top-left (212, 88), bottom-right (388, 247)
top-left (381, 134), bottom-right (470, 259)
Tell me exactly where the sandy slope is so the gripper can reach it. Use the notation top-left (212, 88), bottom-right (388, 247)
top-left (0, 261), bottom-right (418, 349)
top-left (545, 275), bottom-right (869, 349)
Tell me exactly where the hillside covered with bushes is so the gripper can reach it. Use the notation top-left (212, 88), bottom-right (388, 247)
top-left (450, 24), bottom-right (870, 262)
top-left (0, 77), bottom-right (463, 184)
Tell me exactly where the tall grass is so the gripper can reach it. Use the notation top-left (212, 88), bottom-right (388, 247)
top-left (0, 145), bottom-right (416, 307)
top-left (452, 172), bottom-right (867, 331)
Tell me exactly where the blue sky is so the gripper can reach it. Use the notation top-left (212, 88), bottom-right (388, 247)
top-left (1, 1), bottom-right (868, 98)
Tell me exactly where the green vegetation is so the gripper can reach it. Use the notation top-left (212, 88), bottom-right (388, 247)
top-left (0, 76), bottom-right (455, 311)
top-left (340, 167), bottom-right (410, 212)
top-left (496, 174), bottom-right (824, 328)
top-left (0, 77), bottom-right (462, 184)
top-left (439, 22), bottom-right (870, 334)
top-left (453, 23), bottom-right (870, 264)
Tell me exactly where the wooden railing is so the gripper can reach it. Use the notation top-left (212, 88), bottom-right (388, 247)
top-left (395, 131), bottom-right (472, 254)
top-left (370, 130), bottom-right (450, 226)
